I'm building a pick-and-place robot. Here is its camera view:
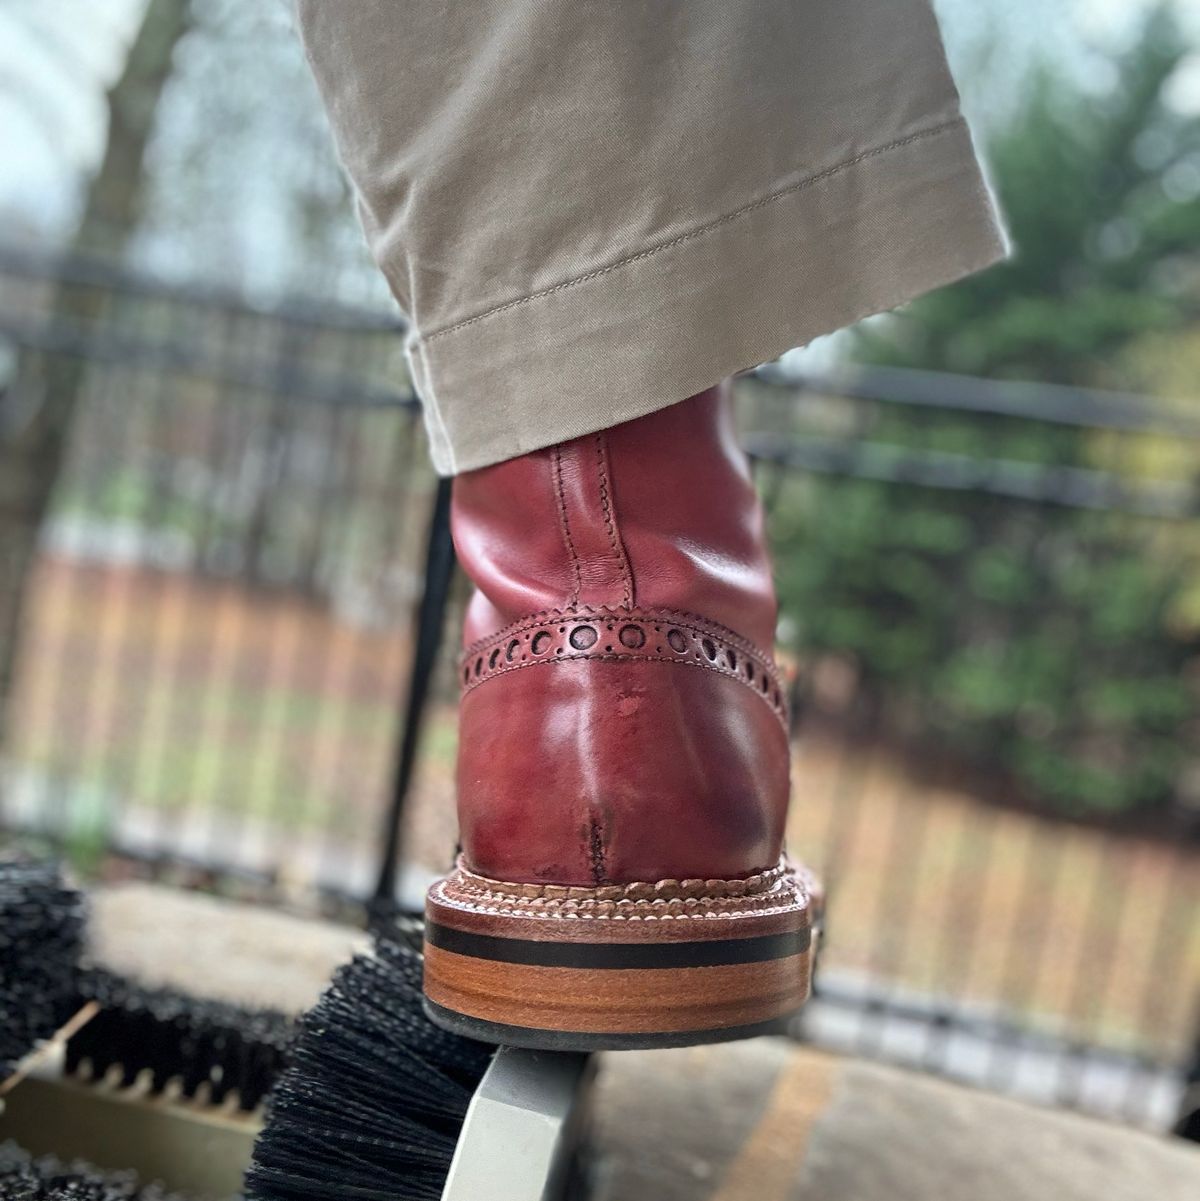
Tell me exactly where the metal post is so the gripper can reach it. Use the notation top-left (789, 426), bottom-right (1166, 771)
top-left (1173, 998), bottom-right (1200, 1142)
top-left (371, 476), bottom-right (455, 913)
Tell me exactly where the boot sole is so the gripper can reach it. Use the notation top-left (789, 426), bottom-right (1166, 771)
top-left (423, 856), bottom-right (820, 1051)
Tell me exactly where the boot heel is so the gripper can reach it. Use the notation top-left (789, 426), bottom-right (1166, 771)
top-left (423, 857), bottom-right (819, 1050)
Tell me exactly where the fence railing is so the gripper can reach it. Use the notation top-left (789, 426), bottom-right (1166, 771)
top-left (0, 249), bottom-right (432, 900)
top-left (0, 249), bottom-right (1196, 1132)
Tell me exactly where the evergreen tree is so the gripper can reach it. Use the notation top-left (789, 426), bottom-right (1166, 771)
top-left (859, 5), bottom-right (1199, 382)
top-left (773, 6), bottom-right (1200, 821)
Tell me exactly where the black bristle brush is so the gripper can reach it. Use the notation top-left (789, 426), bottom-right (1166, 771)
top-left (0, 1143), bottom-right (185, 1201)
top-left (244, 919), bottom-right (494, 1201)
top-left (0, 857), bottom-right (86, 1079)
top-left (66, 969), bottom-right (291, 1111)
top-left (0, 856), bottom-right (291, 1111)
top-left (0, 858), bottom-right (193, 1201)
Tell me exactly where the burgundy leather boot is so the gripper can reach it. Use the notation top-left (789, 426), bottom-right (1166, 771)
top-left (423, 383), bottom-right (818, 1049)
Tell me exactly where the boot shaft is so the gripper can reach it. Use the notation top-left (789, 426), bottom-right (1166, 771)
top-left (451, 384), bottom-right (779, 650)
top-left (450, 386), bottom-right (790, 887)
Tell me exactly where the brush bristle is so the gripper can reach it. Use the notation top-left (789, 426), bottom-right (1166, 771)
top-left (245, 925), bottom-right (493, 1201)
top-left (0, 1143), bottom-right (186, 1201)
top-left (0, 858), bottom-right (85, 1077)
top-left (66, 970), bottom-right (292, 1111)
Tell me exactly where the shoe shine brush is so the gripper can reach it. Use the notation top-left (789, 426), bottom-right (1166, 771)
top-left (245, 919), bottom-right (494, 1201)
top-left (0, 856), bottom-right (182, 1201)
top-left (0, 855), bottom-right (291, 1112)
top-left (0, 856), bottom-right (291, 1200)
top-left (0, 1142), bottom-right (185, 1201)
top-left (0, 857), bottom-right (85, 1081)
top-left (4, 857), bottom-right (590, 1201)
top-left (246, 915), bottom-right (594, 1201)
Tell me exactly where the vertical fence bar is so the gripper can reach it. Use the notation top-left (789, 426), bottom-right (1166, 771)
top-left (1175, 1002), bottom-right (1200, 1141)
top-left (371, 474), bottom-right (455, 913)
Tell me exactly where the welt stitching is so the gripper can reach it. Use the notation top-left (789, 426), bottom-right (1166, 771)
top-left (434, 891), bottom-right (805, 923)
top-left (551, 446), bottom-right (582, 607)
top-left (455, 857), bottom-right (787, 898)
top-left (594, 433), bottom-right (633, 607)
top-left (421, 118), bottom-right (965, 344)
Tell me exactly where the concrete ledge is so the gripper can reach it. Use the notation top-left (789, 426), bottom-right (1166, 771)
top-left (591, 1043), bottom-right (1200, 1201)
top-left (89, 884), bottom-right (1200, 1200)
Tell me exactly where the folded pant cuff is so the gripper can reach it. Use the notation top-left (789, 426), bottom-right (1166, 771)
top-left (407, 117), bottom-right (1008, 475)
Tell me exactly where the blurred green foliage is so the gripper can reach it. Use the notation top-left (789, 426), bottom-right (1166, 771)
top-left (773, 6), bottom-right (1200, 819)
top-left (857, 5), bottom-right (1200, 382)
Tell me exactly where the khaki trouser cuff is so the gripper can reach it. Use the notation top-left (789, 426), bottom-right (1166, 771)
top-left (407, 118), bottom-right (1006, 475)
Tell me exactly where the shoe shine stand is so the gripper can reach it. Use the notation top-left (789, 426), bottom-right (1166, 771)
top-left (441, 1048), bottom-right (596, 1201)
top-left (385, 484), bottom-right (599, 1201)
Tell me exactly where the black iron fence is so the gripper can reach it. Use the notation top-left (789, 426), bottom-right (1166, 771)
top-left (742, 363), bottom-right (1200, 1131)
top-left (0, 249), bottom-right (429, 899)
top-left (0, 249), bottom-right (1196, 1131)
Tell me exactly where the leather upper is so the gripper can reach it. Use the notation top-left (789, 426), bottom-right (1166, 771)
top-left (451, 384), bottom-right (790, 886)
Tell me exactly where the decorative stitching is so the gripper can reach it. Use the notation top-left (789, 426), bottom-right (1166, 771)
top-left (432, 867), bottom-right (811, 923)
top-left (551, 446), bottom-right (582, 607)
top-left (420, 119), bottom-right (965, 344)
top-left (434, 897), bottom-right (808, 922)
top-left (594, 433), bottom-right (633, 607)
top-left (459, 607), bottom-right (788, 725)
top-left (462, 604), bottom-right (770, 662)
top-left (455, 856), bottom-right (787, 902)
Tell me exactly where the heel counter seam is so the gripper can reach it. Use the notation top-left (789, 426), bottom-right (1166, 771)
top-left (551, 444), bottom-right (583, 607)
top-left (594, 432), bottom-right (634, 608)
